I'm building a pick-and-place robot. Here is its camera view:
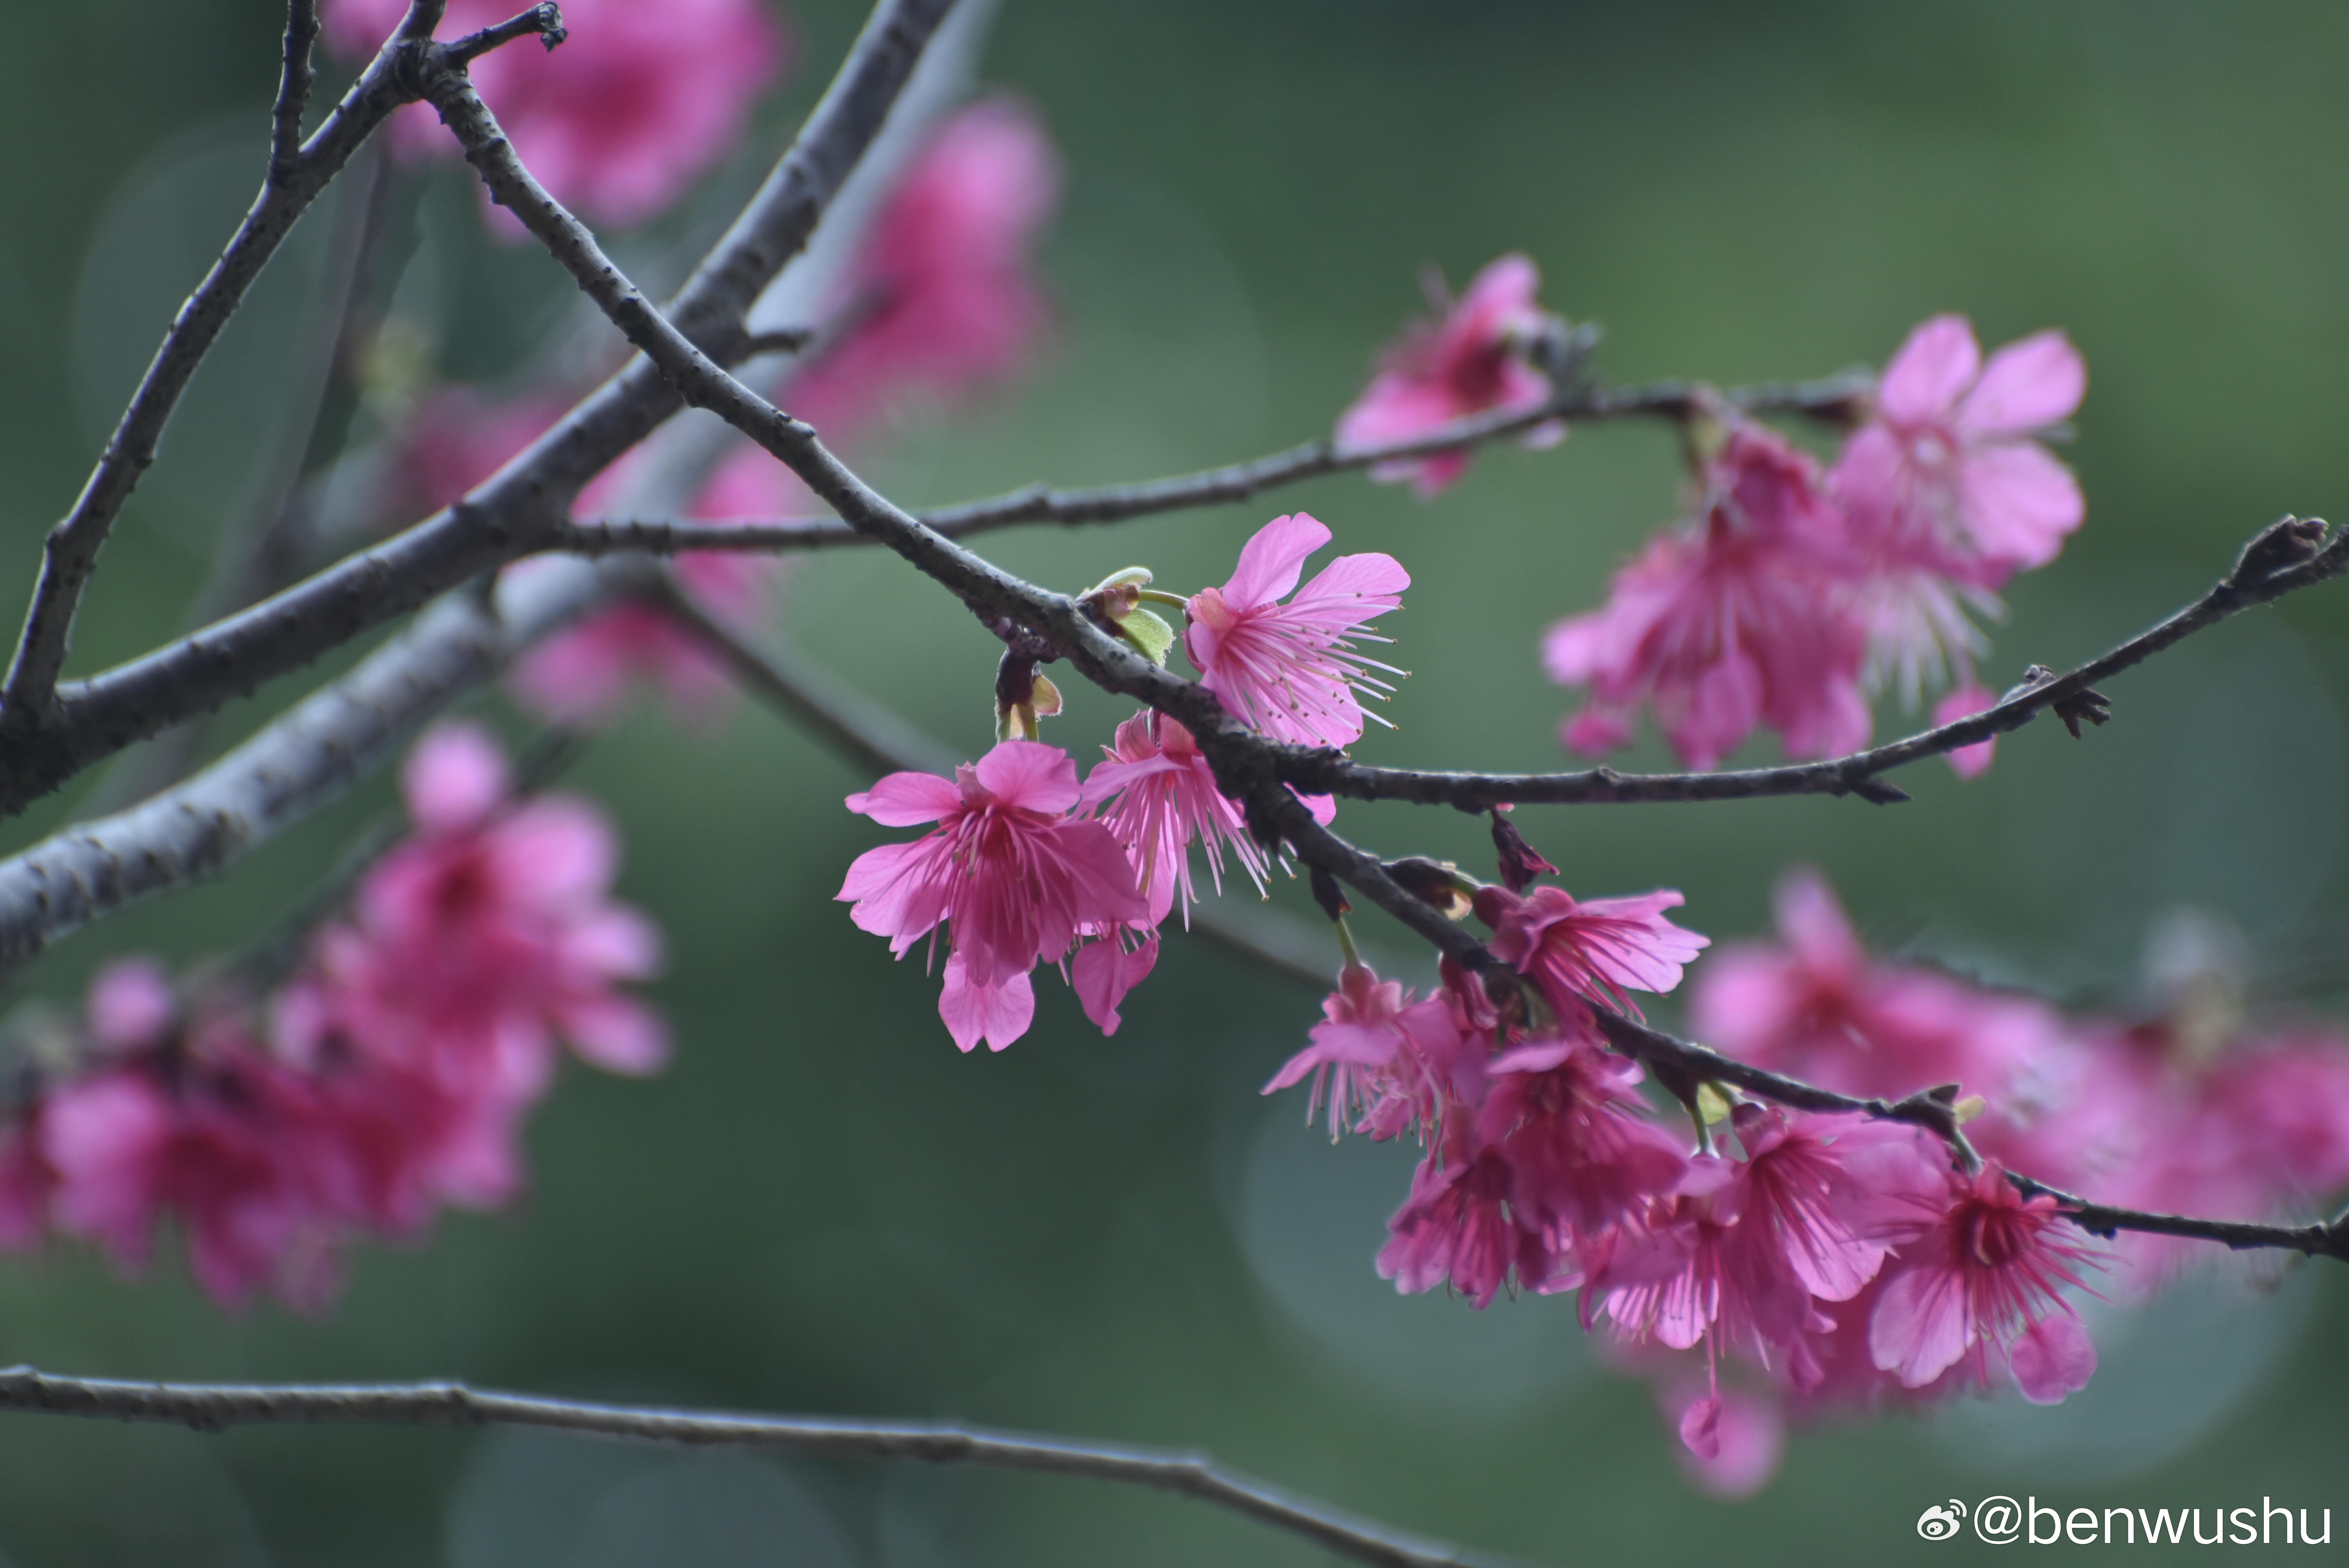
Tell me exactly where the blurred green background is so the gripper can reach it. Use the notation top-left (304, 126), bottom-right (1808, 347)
top-left (2, 0), bottom-right (2346, 1562)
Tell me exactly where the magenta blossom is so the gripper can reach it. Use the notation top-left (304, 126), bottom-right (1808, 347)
top-left (1866, 1163), bottom-right (2101, 1403)
top-left (324, 0), bottom-right (789, 231)
top-left (1262, 961), bottom-right (1473, 1141)
top-left (1083, 710), bottom-right (1270, 926)
top-left (791, 98), bottom-right (1060, 429)
top-left (839, 741), bottom-right (1151, 1052)
top-left (1475, 1035), bottom-right (1689, 1248)
top-left (1335, 254), bottom-right (1561, 497)
top-left (280, 722), bottom-right (670, 1097)
top-left (1833, 315), bottom-right (2086, 695)
top-left (1474, 883), bottom-right (1708, 1021)
top-left (43, 1043), bottom-right (342, 1313)
top-left (1184, 513), bottom-right (1410, 748)
top-left (1379, 1146), bottom-right (1551, 1308)
top-left (1546, 423), bottom-right (1871, 769)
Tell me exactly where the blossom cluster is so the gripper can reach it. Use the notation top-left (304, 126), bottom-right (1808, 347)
top-left (839, 512), bottom-right (1403, 1050)
top-left (1264, 861), bottom-right (2349, 1497)
top-left (1322, 256), bottom-right (2082, 772)
top-left (1547, 315), bottom-right (2086, 770)
top-left (0, 725), bottom-right (665, 1310)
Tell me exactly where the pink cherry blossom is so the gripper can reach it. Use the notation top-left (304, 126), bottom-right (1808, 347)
top-left (283, 722), bottom-right (669, 1096)
top-left (1836, 315), bottom-right (2087, 581)
top-left (1474, 884), bottom-right (1708, 1021)
top-left (1865, 1162), bottom-right (2101, 1402)
top-left (1083, 711), bottom-right (1270, 926)
top-left (839, 741), bottom-right (1151, 1052)
top-left (1378, 1145), bottom-right (1550, 1308)
top-left (1335, 254), bottom-right (1560, 497)
top-left (43, 1044), bottom-right (343, 1313)
top-left (1475, 1035), bottom-right (1688, 1249)
top-left (1832, 315), bottom-right (2085, 694)
top-left (789, 98), bottom-right (1060, 431)
top-left (1184, 513), bottom-right (1409, 748)
top-left (1546, 423), bottom-right (1871, 769)
top-left (1262, 961), bottom-right (1474, 1141)
top-left (324, 0), bottom-right (789, 231)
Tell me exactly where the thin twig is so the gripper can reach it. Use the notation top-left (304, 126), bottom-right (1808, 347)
top-left (446, 4), bottom-right (567, 66)
top-left (0, 1368), bottom-right (1508, 1568)
top-left (641, 577), bottom-right (1346, 990)
top-left (0, 0), bottom-right (961, 819)
top-left (0, 1), bottom-right (543, 729)
top-left (0, 0), bottom-right (966, 963)
top-left (544, 372), bottom-right (1875, 557)
top-left (269, 1), bottom-right (324, 183)
top-left (1269, 516), bottom-right (2349, 810)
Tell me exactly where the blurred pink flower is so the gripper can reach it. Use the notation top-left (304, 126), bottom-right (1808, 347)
top-left (1335, 254), bottom-right (1559, 496)
top-left (839, 741), bottom-right (1150, 1052)
top-left (790, 97), bottom-right (1060, 431)
top-left (1932, 679), bottom-right (2000, 779)
top-left (510, 443), bottom-right (806, 727)
top-left (324, 0), bottom-right (789, 230)
top-left (1546, 424), bottom-right (1871, 769)
top-left (1184, 512), bottom-right (1409, 748)
top-left (282, 722), bottom-right (669, 1098)
top-left (1665, 1382), bottom-right (1785, 1496)
top-left (1689, 868), bottom-right (2058, 1117)
top-left (0, 1110), bottom-right (54, 1252)
top-left (43, 1044), bottom-right (343, 1313)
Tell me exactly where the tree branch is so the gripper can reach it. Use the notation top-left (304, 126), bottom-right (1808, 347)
top-left (1267, 516), bottom-right (2349, 811)
top-left (1589, 1011), bottom-right (2349, 1264)
top-left (0, 0), bottom-right (960, 821)
top-left (542, 372), bottom-right (1875, 558)
top-left (444, 3), bottom-right (568, 66)
top-left (0, 1), bottom-right (501, 728)
top-left (0, 1368), bottom-right (1508, 1568)
top-left (269, 2), bottom-right (324, 183)
top-left (640, 576), bottom-right (1348, 990)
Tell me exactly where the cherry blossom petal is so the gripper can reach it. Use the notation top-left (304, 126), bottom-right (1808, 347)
top-left (847, 771), bottom-right (966, 827)
top-left (1878, 314), bottom-right (1981, 426)
top-left (1960, 330), bottom-right (2086, 435)
top-left (938, 957), bottom-right (1035, 1053)
top-left (1956, 440), bottom-right (2085, 572)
